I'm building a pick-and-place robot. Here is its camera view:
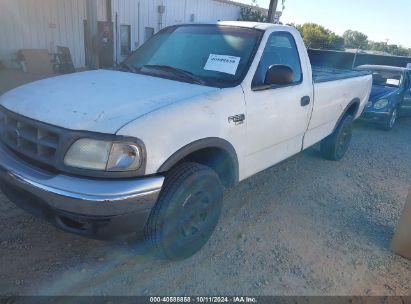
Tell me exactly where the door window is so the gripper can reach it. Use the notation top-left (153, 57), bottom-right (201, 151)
top-left (253, 32), bottom-right (303, 87)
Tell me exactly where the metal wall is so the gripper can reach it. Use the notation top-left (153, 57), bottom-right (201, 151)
top-left (112, 0), bottom-right (242, 62)
top-left (0, 0), bottom-right (243, 69)
top-left (0, 0), bottom-right (110, 69)
top-left (162, 0), bottom-right (241, 24)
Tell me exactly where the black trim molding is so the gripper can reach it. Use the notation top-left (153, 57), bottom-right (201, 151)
top-left (158, 137), bottom-right (239, 186)
top-left (333, 98), bottom-right (361, 132)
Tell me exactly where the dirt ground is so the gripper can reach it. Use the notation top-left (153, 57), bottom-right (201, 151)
top-left (0, 105), bottom-right (410, 296)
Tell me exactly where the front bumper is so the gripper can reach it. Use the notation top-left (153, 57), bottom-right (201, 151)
top-left (0, 143), bottom-right (164, 239)
top-left (361, 109), bottom-right (392, 124)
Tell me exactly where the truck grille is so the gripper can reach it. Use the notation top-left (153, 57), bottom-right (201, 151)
top-left (0, 109), bottom-right (61, 164)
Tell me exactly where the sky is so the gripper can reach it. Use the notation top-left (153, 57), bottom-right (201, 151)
top-left (235, 0), bottom-right (411, 48)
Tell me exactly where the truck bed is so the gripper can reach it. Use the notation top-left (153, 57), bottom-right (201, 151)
top-left (312, 66), bottom-right (370, 83)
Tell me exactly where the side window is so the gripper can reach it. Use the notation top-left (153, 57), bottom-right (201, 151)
top-left (253, 32), bottom-right (303, 87)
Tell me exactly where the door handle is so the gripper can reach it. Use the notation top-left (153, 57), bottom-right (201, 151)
top-left (301, 96), bottom-right (311, 107)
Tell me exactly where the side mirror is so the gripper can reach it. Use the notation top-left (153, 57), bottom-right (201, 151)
top-left (265, 65), bottom-right (294, 86)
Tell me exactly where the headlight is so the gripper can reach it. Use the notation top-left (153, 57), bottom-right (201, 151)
top-left (64, 139), bottom-right (142, 172)
top-left (107, 142), bottom-right (142, 171)
top-left (374, 99), bottom-right (389, 110)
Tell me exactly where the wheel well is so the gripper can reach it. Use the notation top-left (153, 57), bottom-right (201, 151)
top-left (158, 138), bottom-right (239, 188)
top-left (161, 147), bottom-right (238, 188)
top-left (346, 101), bottom-right (360, 117)
top-left (178, 148), bottom-right (237, 188)
top-left (333, 99), bottom-right (360, 132)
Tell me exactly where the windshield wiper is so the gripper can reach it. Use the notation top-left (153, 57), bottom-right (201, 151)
top-left (119, 62), bottom-right (138, 74)
top-left (142, 65), bottom-right (206, 85)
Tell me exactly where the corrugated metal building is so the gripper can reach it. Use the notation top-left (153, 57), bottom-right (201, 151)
top-left (0, 0), bottom-right (249, 69)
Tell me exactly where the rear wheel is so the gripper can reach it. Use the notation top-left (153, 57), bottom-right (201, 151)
top-left (381, 108), bottom-right (397, 131)
top-left (145, 162), bottom-right (223, 261)
top-left (320, 114), bottom-right (353, 161)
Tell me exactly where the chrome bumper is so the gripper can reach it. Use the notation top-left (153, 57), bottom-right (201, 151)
top-left (0, 143), bottom-right (164, 217)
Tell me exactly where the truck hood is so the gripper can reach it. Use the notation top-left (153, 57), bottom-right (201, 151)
top-left (369, 85), bottom-right (398, 102)
top-left (0, 70), bottom-right (218, 134)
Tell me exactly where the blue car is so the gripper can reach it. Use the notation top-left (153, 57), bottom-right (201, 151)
top-left (357, 65), bottom-right (411, 130)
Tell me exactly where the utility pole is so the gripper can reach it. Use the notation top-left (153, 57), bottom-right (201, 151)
top-left (267, 0), bottom-right (279, 23)
top-left (85, 0), bottom-right (99, 69)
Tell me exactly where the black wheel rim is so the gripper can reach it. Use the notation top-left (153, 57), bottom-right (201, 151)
top-left (336, 125), bottom-right (352, 159)
top-left (158, 170), bottom-right (223, 260)
top-left (179, 191), bottom-right (214, 241)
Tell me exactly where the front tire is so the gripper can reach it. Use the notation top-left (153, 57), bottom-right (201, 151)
top-left (320, 114), bottom-right (353, 161)
top-left (381, 108), bottom-right (397, 131)
top-left (145, 162), bottom-right (223, 261)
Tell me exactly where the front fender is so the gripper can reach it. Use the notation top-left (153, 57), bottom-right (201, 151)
top-left (115, 86), bottom-right (246, 177)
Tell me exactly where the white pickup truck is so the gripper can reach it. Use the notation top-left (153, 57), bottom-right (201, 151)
top-left (0, 22), bottom-right (372, 260)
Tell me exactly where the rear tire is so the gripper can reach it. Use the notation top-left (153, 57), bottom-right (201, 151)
top-left (145, 162), bottom-right (223, 261)
top-left (320, 114), bottom-right (353, 161)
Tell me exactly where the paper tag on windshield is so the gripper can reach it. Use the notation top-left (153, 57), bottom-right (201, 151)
top-left (204, 54), bottom-right (241, 75)
top-left (387, 79), bottom-right (400, 86)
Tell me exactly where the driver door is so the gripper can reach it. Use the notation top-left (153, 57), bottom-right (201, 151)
top-left (242, 31), bottom-right (313, 178)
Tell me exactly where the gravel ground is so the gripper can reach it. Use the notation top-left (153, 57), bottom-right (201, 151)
top-left (0, 118), bottom-right (411, 296)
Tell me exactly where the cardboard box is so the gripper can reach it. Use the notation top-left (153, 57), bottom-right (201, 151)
top-left (392, 186), bottom-right (411, 259)
top-left (20, 49), bottom-right (54, 75)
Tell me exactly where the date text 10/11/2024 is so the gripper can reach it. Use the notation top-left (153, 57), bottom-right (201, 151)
top-left (149, 297), bottom-right (258, 303)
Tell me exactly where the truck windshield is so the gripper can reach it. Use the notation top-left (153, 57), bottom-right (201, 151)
top-left (123, 25), bottom-right (262, 87)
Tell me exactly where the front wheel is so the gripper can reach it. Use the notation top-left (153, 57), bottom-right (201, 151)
top-left (381, 108), bottom-right (397, 131)
top-left (320, 114), bottom-right (353, 161)
top-left (145, 162), bottom-right (223, 261)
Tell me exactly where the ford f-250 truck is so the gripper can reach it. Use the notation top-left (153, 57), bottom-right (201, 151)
top-left (0, 22), bottom-right (372, 260)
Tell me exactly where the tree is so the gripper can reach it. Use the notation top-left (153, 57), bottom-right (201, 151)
top-left (239, 0), bottom-right (267, 22)
top-left (368, 41), bottom-right (411, 57)
top-left (328, 32), bottom-right (345, 50)
top-left (389, 46), bottom-right (411, 57)
top-left (343, 30), bottom-right (368, 49)
top-left (368, 41), bottom-right (388, 53)
top-left (295, 23), bottom-right (344, 50)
